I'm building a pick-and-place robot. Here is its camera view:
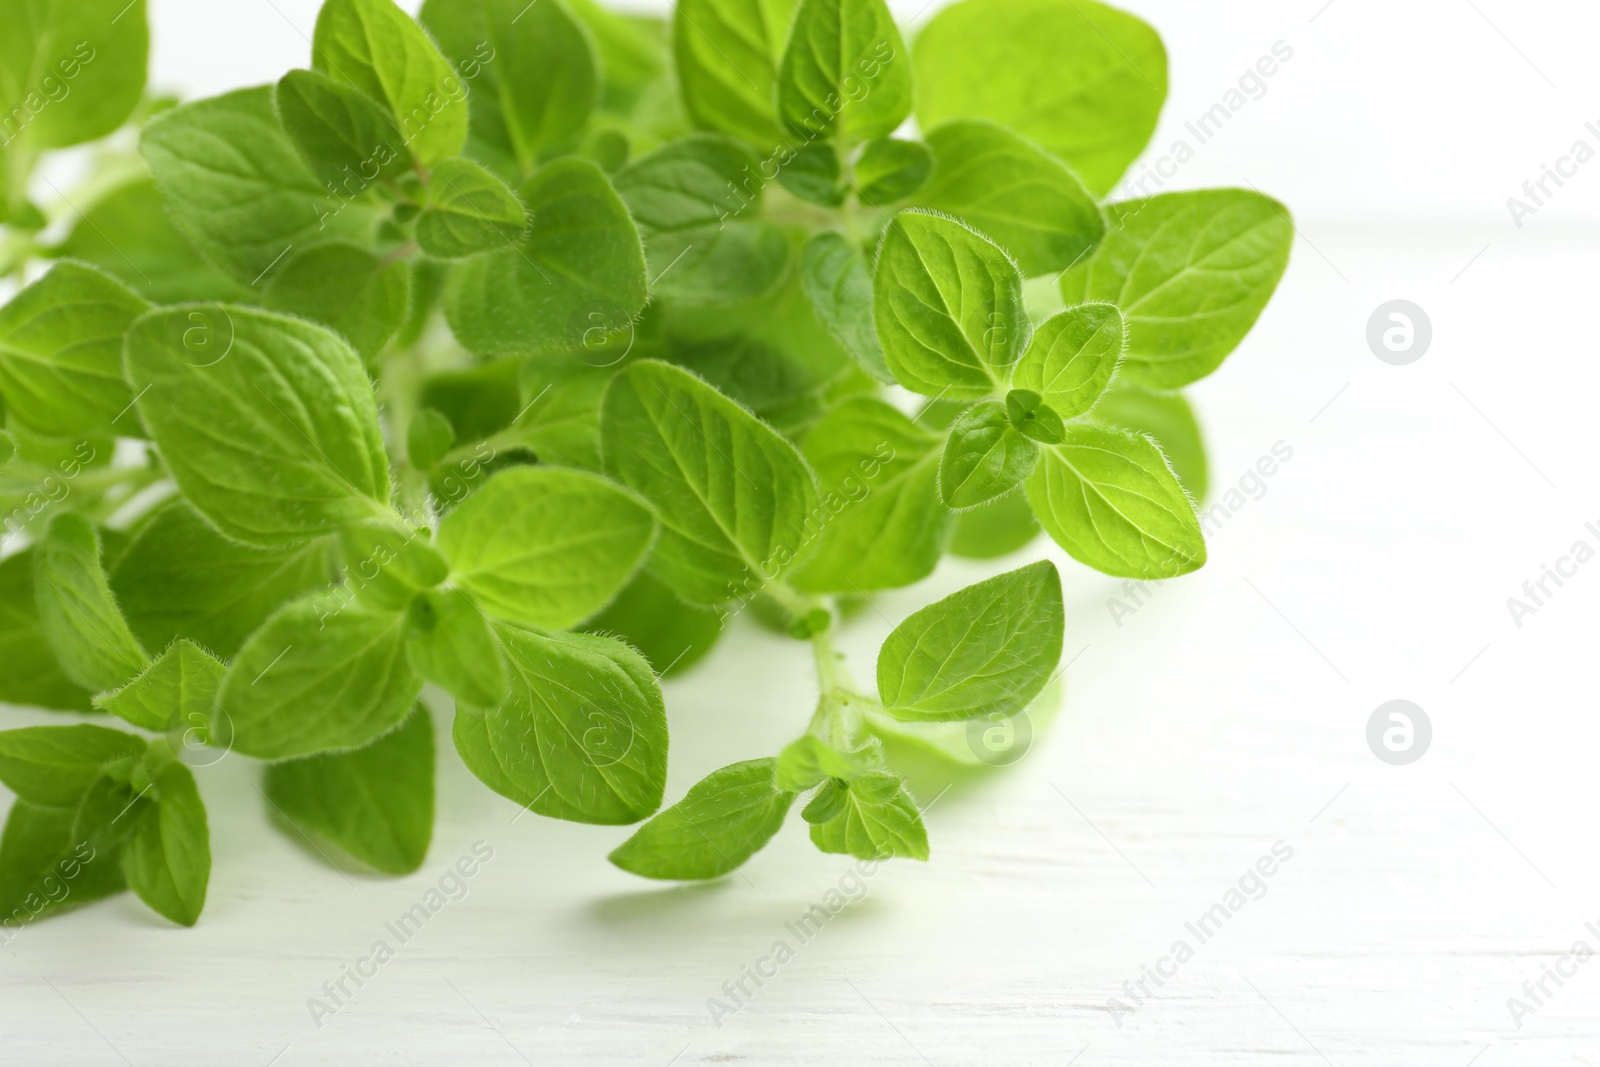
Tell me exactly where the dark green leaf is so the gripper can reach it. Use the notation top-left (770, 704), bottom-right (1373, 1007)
top-left (264, 703), bottom-right (434, 874)
top-left (33, 513), bottom-right (148, 693)
top-left (109, 500), bottom-right (333, 660)
top-left (274, 68), bottom-right (408, 186)
top-left (121, 759), bottom-right (209, 925)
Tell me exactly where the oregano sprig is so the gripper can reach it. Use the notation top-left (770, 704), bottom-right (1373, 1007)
top-left (0, 0), bottom-right (1290, 921)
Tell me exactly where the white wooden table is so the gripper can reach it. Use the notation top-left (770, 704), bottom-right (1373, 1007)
top-left (8, 1), bottom-right (1600, 1063)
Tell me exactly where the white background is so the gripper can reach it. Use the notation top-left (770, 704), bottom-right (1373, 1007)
top-left (5, 1), bottom-right (1600, 1064)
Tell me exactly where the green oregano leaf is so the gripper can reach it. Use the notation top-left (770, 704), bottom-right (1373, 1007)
top-left (404, 589), bottom-right (507, 707)
top-left (312, 0), bottom-right (469, 166)
top-left (600, 360), bottom-right (820, 605)
top-left (263, 703), bottom-right (434, 874)
top-left (872, 210), bottom-right (1028, 398)
top-left (1010, 302), bottom-right (1124, 419)
top-left (915, 119), bottom-right (1105, 277)
top-left (121, 758), bottom-right (210, 926)
top-left (1026, 422), bottom-right (1205, 578)
top-left (877, 560), bottom-right (1063, 721)
top-left (418, 157), bottom-right (529, 259)
top-left (777, 0), bottom-right (910, 143)
top-left (808, 773), bottom-right (928, 860)
top-left (435, 466), bottom-right (657, 628)
top-left (453, 624), bottom-right (668, 825)
top-left (0, 260), bottom-right (149, 438)
top-left (913, 0), bottom-right (1167, 197)
top-left (608, 758), bottom-right (793, 880)
top-left (94, 640), bottom-right (226, 734)
top-left (217, 591), bottom-right (422, 760)
top-left (939, 400), bottom-right (1038, 510)
top-left (124, 305), bottom-right (394, 548)
top-left (33, 513), bottom-right (149, 693)
top-left (1058, 190), bottom-right (1293, 388)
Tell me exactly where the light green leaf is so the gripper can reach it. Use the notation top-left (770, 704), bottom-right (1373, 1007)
top-left (436, 466), bottom-right (656, 628)
top-left (939, 400), bottom-right (1037, 510)
top-left (141, 86), bottom-right (381, 285)
top-left (57, 179), bottom-right (251, 304)
top-left (94, 640), bottom-right (226, 734)
top-left (418, 157), bottom-right (528, 259)
top-left (672, 0), bottom-right (799, 148)
top-left (1091, 380), bottom-right (1208, 499)
top-left (777, 0), bottom-right (910, 143)
top-left (951, 480), bottom-right (1044, 558)
top-left (33, 514), bottom-right (148, 693)
top-left (800, 232), bottom-right (887, 381)
top-left (274, 68), bottom-right (407, 186)
top-left (877, 560), bottom-right (1062, 721)
top-left (0, 724), bottom-right (144, 808)
top-left (109, 501), bottom-right (333, 660)
top-left (312, 0), bottom-right (467, 166)
top-left (913, 0), bottom-right (1166, 197)
top-left (872, 210), bottom-right (1027, 399)
top-left (808, 773), bottom-right (928, 860)
top-left (454, 624), bottom-right (667, 825)
top-left (420, 0), bottom-right (599, 171)
top-left (788, 396), bottom-right (950, 593)
top-left (335, 520), bottom-right (448, 612)
top-left (0, 0), bottom-right (147, 152)
top-left (855, 137), bottom-right (930, 205)
top-left (1059, 189), bottom-right (1293, 388)
top-left (407, 407), bottom-right (457, 468)
top-left (121, 759), bottom-right (209, 926)
top-left (0, 260), bottom-right (149, 438)
top-left (263, 703), bottom-right (433, 874)
top-left (609, 759), bottom-right (793, 880)
top-left (600, 360), bottom-right (819, 605)
top-left (0, 429), bottom-right (13, 471)
top-left (916, 119), bottom-right (1105, 277)
top-left (583, 571), bottom-right (723, 678)
top-left (262, 242), bottom-right (412, 363)
top-left (124, 305), bottom-right (393, 548)
top-left (1026, 422), bottom-right (1205, 578)
top-left (444, 158), bottom-right (647, 356)
top-left (1011, 302), bottom-right (1124, 419)
top-left (404, 589), bottom-right (506, 707)
top-left (217, 592), bottom-right (422, 760)
top-left (0, 550), bottom-right (93, 712)
top-left (504, 356), bottom-right (615, 471)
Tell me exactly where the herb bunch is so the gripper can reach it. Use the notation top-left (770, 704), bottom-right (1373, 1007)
top-left (0, 0), bottom-right (1290, 927)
